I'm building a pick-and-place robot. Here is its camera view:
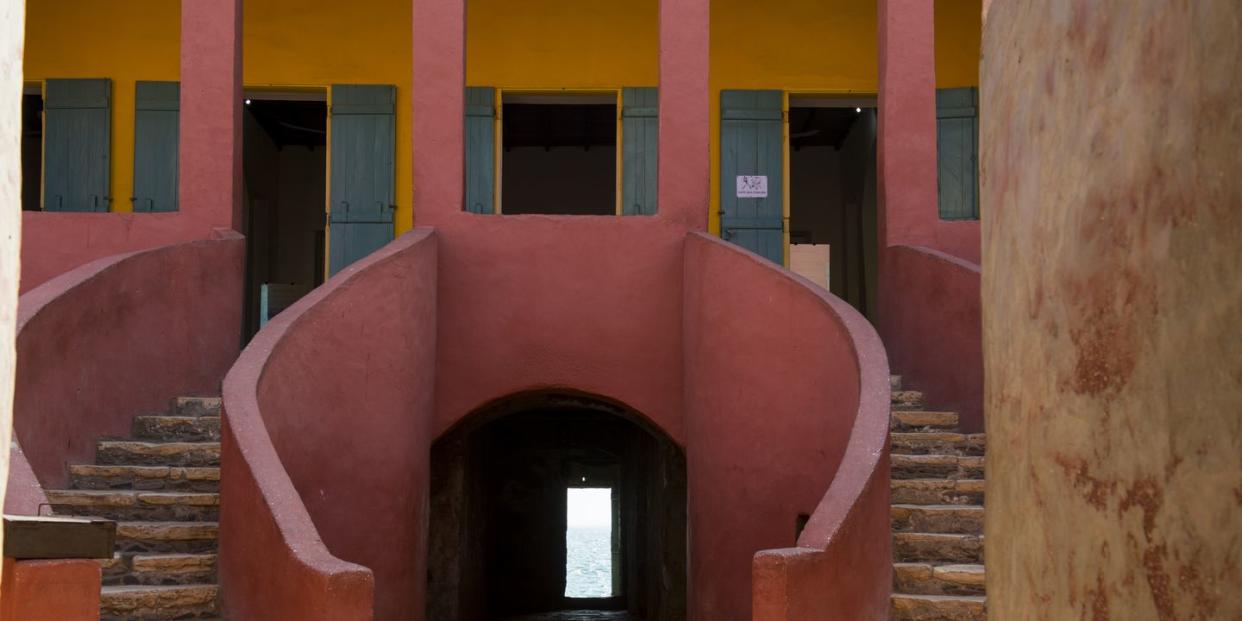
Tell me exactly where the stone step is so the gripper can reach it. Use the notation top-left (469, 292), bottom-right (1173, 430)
top-left (891, 593), bottom-right (986, 621)
top-left (172, 397), bottom-right (222, 418)
top-left (891, 433), bottom-right (986, 456)
top-left (894, 563), bottom-right (985, 596)
top-left (891, 411), bottom-right (960, 432)
top-left (133, 416), bottom-right (221, 443)
top-left (893, 532), bottom-right (984, 564)
top-left (890, 375), bottom-right (903, 391)
top-left (116, 522), bottom-right (218, 555)
top-left (100, 584), bottom-right (218, 620)
top-left (892, 479), bottom-right (984, 506)
top-left (46, 490), bottom-right (218, 522)
top-left (101, 553), bottom-right (217, 586)
top-left (70, 464), bottom-right (220, 493)
top-left (97, 441), bottom-right (221, 467)
top-left (892, 454), bottom-right (984, 481)
top-left (891, 505), bottom-right (984, 535)
top-left (891, 390), bottom-right (925, 410)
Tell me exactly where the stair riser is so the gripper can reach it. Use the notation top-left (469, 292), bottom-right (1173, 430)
top-left (104, 568), bottom-right (217, 587)
top-left (72, 474), bottom-right (220, 493)
top-left (892, 510), bottom-right (984, 535)
top-left (891, 436), bottom-right (986, 457)
top-left (53, 504), bottom-right (218, 523)
top-left (133, 418), bottom-right (221, 442)
top-left (893, 536), bottom-right (984, 564)
top-left (97, 445), bottom-right (221, 468)
top-left (892, 483), bottom-right (984, 506)
top-left (116, 537), bottom-right (217, 556)
top-left (893, 571), bottom-right (985, 596)
top-left (891, 391), bottom-right (925, 410)
top-left (173, 398), bottom-right (222, 418)
top-left (101, 604), bottom-right (218, 621)
top-left (892, 461), bottom-right (984, 481)
top-left (891, 596), bottom-right (986, 621)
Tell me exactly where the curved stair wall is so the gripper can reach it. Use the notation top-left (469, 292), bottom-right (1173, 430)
top-left (684, 233), bottom-right (892, 619)
top-left (879, 245), bottom-right (983, 431)
top-left (12, 230), bottom-right (244, 490)
top-left (222, 222), bottom-right (892, 619)
top-left (220, 229), bottom-right (438, 620)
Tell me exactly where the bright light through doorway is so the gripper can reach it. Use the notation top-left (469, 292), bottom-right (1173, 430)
top-left (565, 488), bottom-right (613, 598)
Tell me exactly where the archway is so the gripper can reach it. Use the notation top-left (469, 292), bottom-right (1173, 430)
top-left (428, 391), bottom-right (687, 621)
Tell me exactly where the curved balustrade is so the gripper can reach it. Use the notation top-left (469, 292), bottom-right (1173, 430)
top-left (880, 244), bottom-right (983, 431)
top-left (221, 224), bottom-right (891, 620)
top-left (11, 230), bottom-right (243, 491)
top-left (220, 229), bottom-right (438, 620)
top-left (682, 233), bottom-right (892, 619)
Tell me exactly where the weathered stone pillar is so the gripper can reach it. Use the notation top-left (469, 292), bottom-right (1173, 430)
top-left (0, 0), bottom-right (24, 573)
top-left (877, 0), bottom-right (937, 249)
top-left (982, 2), bottom-right (1242, 618)
top-left (658, 0), bottom-right (710, 230)
top-left (411, 0), bottom-right (464, 226)
top-left (179, 0), bottom-right (244, 232)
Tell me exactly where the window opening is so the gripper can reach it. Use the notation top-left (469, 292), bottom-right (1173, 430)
top-left (565, 487), bottom-right (614, 598)
top-left (502, 95), bottom-right (616, 215)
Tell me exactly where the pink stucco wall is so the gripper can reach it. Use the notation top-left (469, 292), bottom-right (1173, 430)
top-left (19, 0), bottom-right (242, 294)
top-left (880, 245), bottom-right (983, 430)
top-left (686, 233), bottom-right (891, 619)
top-left (12, 232), bottom-right (243, 488)
top-left (220, 230), bottom-right (437, 620)
top-left (0, 558), bottom-right (100, 621)
top-left (876, 0), bottom-right (983, 426)
top-left (222, 223), bottom-right (889, 620)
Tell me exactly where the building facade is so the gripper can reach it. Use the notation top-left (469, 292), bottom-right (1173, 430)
top-left (5, 0), bottom-right (987, 620)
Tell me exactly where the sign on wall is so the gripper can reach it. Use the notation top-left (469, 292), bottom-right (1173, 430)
top-left (736, 175), bottom-right (768, 198)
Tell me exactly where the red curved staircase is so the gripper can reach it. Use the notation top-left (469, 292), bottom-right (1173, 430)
top-left (44, 396), bottom-right (223, 620)
top-left (889, 375), bottom-right (987, 621)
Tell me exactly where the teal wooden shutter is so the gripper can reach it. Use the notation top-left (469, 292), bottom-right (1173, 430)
top-left (622, 87), bottom-right (658, 216)
top-left (44, 79), bottom-right (111, 212)
top-left (133, 81), bottom-right (179, 212)
top-left (936, 87), bottom-right (978, 220)
top-left (329, 85), bottom-right (396, 274)
top-left (720, 90), bottom-right (784, 264)
top-left (464, 87), bottom-right (495, 214)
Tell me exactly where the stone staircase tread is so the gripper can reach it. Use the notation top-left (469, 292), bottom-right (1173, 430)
top-left (172, 397), bottom-right (223, 417)
top-left (70, 465), bottom-right (221, 479)
top-left (892, 504), bottom-right (984, 511)
top-left (46, 490), bottom-right (219, 506)
top-left (100, 583), bottom-right (218, 612)
top-left (891, 411), bottom-right (960, 430)
top-left (117, 521), bottom-right (219, 540)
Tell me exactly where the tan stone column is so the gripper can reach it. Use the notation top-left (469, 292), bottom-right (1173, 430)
top-left (0, 0), bottom-right (23, 578)
top-left (982, 2), bottom-right (1242, 619)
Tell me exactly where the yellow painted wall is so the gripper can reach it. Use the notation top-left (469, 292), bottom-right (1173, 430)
top-left (24, 0), bottom-right (979, 231)
top-left (24, 0), bottom-right (180, 214)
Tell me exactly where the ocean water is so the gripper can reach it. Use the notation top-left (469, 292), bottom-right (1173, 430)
top-left (565, 527), bottom-right (613, 598)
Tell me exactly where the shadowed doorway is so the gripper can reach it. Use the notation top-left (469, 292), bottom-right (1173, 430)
top-left (428, 392), bottom-right (687, 621)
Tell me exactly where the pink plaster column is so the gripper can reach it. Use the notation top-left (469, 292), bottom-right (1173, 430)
top-left (179, 0), bottom-right (243, 233)
top-left (658, 0), bottom-right (710, 230)
top-left (411, 0), bottom-right (465, 226)
top-left (877, 0), bottom-right (937, 249)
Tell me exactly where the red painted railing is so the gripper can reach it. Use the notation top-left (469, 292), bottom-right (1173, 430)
top-left (880, 244), bottom-right (983, 431)
top-left (220, 229), bottom-right (439, 620)
top-left (5, 231), bottom-right (244, 621)
top-left (680, 233), bottom-right (892, 619)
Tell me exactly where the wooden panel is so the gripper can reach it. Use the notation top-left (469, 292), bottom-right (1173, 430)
top-left (133, 81), bottom-right (179, 212)
top-left (328, 85), bottom-right (396, 274)
top-left (44, 78), bottom-right (111, 212)
top-left (465, 86), bottom-right (496, 214)
top-left (622, 87), bottom-right (658, 216)
top-left (259, 283), bottom-right (311, 328)
top-left (936, 87), bottom-right (979, 220)
top-left (720, 90), bottom-right (784, 264)
top-left (4, 515), bottom-right (115, 560)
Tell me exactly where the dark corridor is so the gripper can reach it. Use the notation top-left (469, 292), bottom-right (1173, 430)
top-left (428, 394), bottom-right (686, 621)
